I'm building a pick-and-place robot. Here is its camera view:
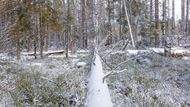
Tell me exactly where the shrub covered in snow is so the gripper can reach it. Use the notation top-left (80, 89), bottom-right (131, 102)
top-left (0, 54), bottom-right (89, 107)
top-left (102, 51), bottom-right (190, 107)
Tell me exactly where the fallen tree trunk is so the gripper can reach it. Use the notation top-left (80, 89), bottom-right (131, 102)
top-left (170, 51), bottom-right (190, 57)
top-left (44, 50), bottom-right (64, 56)
top-left (22, 50), bottom-right (65, 56)
top-left (149, 48), bottom-right (190, 57)
top-left (86, 51), bottom-right (113, 107)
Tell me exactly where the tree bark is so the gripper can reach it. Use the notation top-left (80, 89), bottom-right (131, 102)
top-left (39, 4), bottom-right (44, 59)
top-left (65, 0), bottom-right (71, 58)
top-left (186, 0), bottom-right (189, 36)
top-left (123, 0), bottom-right (135, 48)
top-left (162, 0), bottom-right (166, 36)
top-left (16, 34), bottom-right (20, 60)
top-left (65, 30), bottom-right (69, 58)
top-left (155, 0), bottom-right (159, 47)
top-left (181, 0), bottom-right (185, 34)
top-left (150, 0), bottom-right (153, 21)
top-left (172, 0), bottom-right (175, 33)
top-left (34, 14), bottom-right (38, 59)
top-left (81, 0), bottom-right (87, 48)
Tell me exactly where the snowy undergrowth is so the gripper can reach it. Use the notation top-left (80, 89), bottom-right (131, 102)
top-left (0, 53), bottom-right (90, 107)
top-left (101, 51), bottom-right (190, 107)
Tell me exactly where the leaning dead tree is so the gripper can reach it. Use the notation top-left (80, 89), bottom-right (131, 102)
top-left (123, 0), bottom-right (135, 48)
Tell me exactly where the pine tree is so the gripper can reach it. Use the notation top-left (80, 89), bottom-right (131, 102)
top-left (155, 0), bottom-right (159, 47)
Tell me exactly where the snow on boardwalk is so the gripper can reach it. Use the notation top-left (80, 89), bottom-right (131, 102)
top-left (86, 53), bottom-right (113, 107)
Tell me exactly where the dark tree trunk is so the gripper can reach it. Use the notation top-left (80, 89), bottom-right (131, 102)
top-left (172, 0), bottom-right (175, 33)
top-left (16, 34), bottom-right (20, 60)
top-left (150, 0), bottom-right (153, 21)
top-left (181, 0), bottom-right (185, 34)
top-left (155, 0), bottom-right (159, 47)
top-left (65, 30), bottom-right (69, 58)
top-left (34, 15), bottom-right (38, 59)
top-left (186, 0), bottom-right (189, 36)
top-left (39, 5), bottom-right (43, 59)
top-left (65, 0), bottom-right (70, 58)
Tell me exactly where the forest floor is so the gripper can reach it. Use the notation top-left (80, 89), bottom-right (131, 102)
top-left (101, 49), bottom-right (190, 107)
top-left (0, 48), bottom-right (190, 107)
top-left (0, 50), bottom-right (90, 107)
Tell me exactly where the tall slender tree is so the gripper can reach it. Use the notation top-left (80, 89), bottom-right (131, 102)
top-left (150, 0), bottom-right (153, 21)
top-left (162, 0), bottom-right (166, 36)
top-left (181, 0), bottom-right (185, 34)
top-left (155, 0), bottom-right (159, 47)
top-left (172, 0), bottom-right (175, 33)
top-left (186, 0), bottom-right (189, 36)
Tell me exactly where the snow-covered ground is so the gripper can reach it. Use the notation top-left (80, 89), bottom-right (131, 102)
top-left (0, 51), bottom-right (90, 107)
top-left (0, 48), bottom-right (190, 107)
top-left (102, 51), bottom-right (190, 107)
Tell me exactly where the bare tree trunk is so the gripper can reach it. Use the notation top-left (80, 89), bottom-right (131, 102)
top-left (87, 0), bottom-right (95, 40)
top-left (181, 0), bottom-right (185, 34)
top-left (34, 35), bottom-right (37, 59)
top-left (27, 38), bottom-right (32, 52)
top-left (163, 0), bottom-right (171, 56)
top-left (166, 0), bottom-right (170, 34)
top-left (162, 0), bottom-right (166, 36)
top-left (39, 5), bottom-right (44, 59)
top-left (65, 0), bottom-right (70, 58)
top-left (98, 0), bottom-right (105, 42)
top-left (155, 0), bottom-right (159, 47)
top-left (65, 30), bottom-right (69, 58)
top-left (16, 34), bottom-right (20, 60)
top-left (172, 0), bottom-right (175, 33)
top-left (119, 0), bottom-right (123, 39)
top-left (44, 23), bottom-right (49, 52)
top-left (106, 0), bottom-right (114, 46)
top-left (81, 0), bottom-right (87, 48)
top-left (34, 15), bottom-right (38, 59)
top-left (123, 0), bottom-right (135, 48)
top-left (150, 0), bottom-right (153, 21)
top-left (186, 0), bottom-right (189, 36)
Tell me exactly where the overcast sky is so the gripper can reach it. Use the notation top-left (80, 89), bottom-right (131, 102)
top-left (175, 0), bottom-right (181, 20)
top-left (159, 0), bottom-right (181, 20)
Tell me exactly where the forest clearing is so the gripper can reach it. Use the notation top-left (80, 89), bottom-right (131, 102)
top-left (0, 0), bottom-right (190, 107)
